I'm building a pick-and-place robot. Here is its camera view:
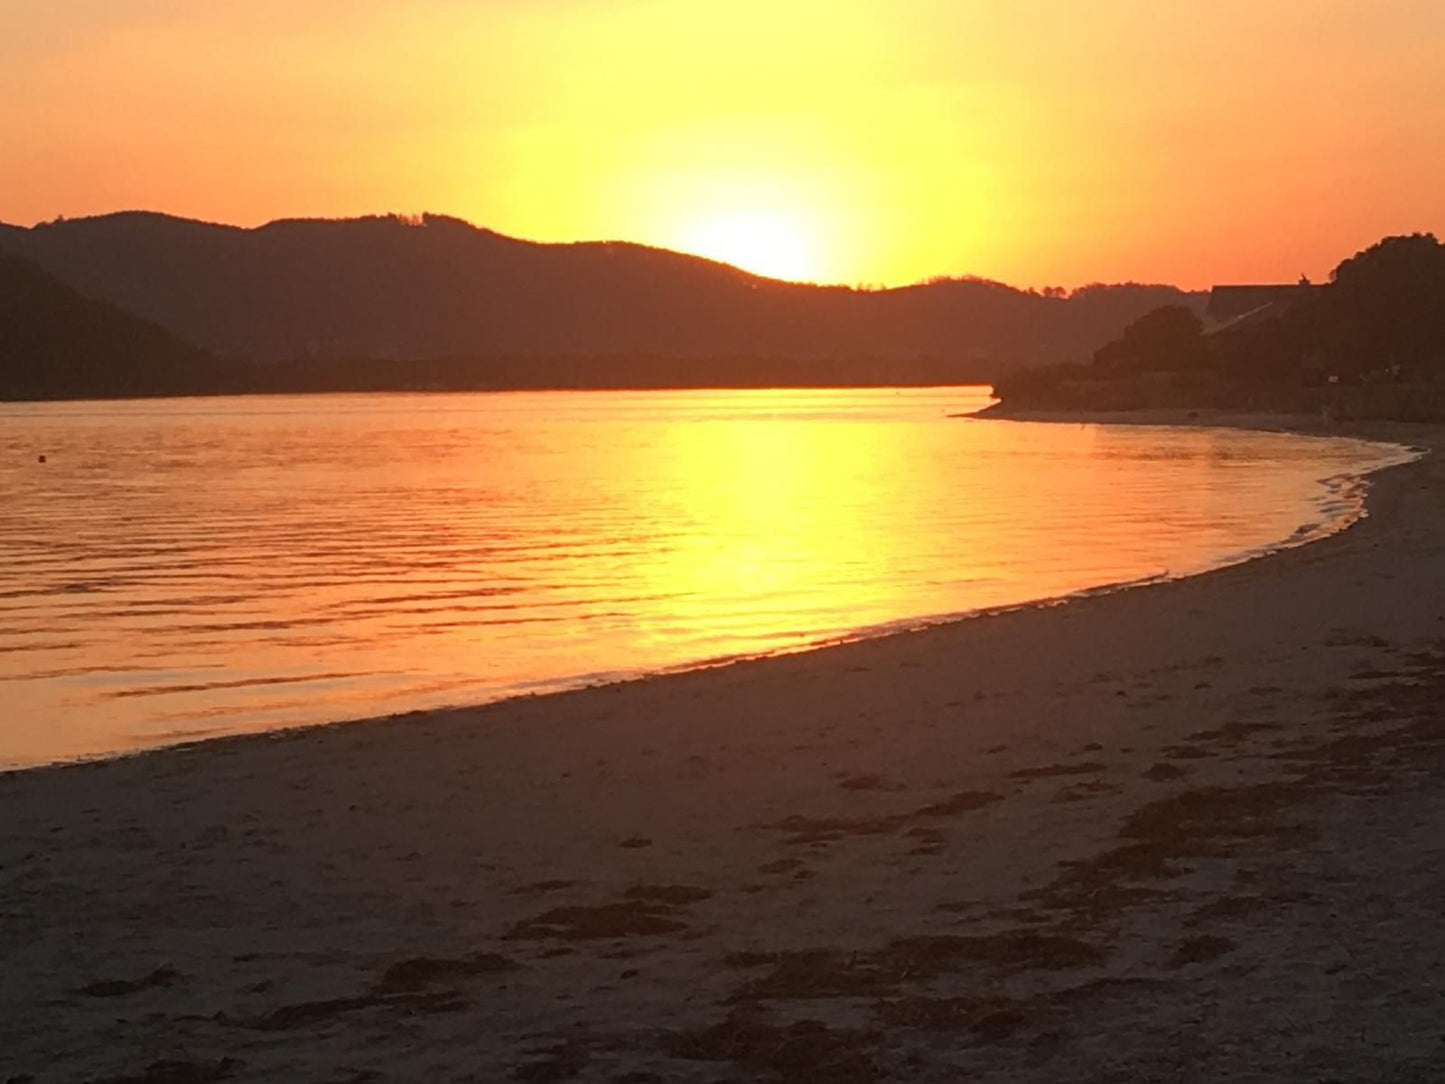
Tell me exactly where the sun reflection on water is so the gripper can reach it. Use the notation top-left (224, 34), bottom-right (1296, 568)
top-left (0, 387), bottom-right (1407, 768)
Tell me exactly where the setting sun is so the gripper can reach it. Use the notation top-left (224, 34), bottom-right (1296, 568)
top-left (680, 210), bottom-right (816, 282)
top-left (4, 2), bottom-right (1442, 287)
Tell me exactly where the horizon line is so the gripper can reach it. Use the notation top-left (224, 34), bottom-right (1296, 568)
top-left (0, 206), bottom-right (1225, 296)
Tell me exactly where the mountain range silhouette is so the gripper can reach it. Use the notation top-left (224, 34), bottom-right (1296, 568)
top-left (0, 212), bottom-right (1200, 388)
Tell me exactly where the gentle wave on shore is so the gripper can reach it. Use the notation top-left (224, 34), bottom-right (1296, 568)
top-left (0, 387), bottom-right (1414, 768)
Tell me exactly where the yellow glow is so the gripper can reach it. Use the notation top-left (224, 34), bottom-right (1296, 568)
top-left (1, 387), bottom-right (1405, 767)
top-left (680, 209), bottom-right (814, 281)
top-left (2, 2), bottom-right (1443, 287)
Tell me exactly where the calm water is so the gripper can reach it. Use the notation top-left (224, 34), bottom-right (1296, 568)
top-left (0, 388), bottom-right (1413, 769)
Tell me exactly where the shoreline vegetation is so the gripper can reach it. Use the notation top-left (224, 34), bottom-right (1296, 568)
top-left (989, 233), bottom-right (1445, 423)
top-left (6, 409), bottom-right (1445, 1081)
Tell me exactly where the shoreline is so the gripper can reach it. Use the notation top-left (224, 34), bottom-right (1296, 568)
top-left (6, 412), bottom-right (1445, 1081)
top-left (2, 408), bottom-right (1423, 778)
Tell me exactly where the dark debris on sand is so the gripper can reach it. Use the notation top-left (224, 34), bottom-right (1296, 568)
top-left (660, 1013), bottom-right (881, 1083)
top-left (762, 790), bottom-right (1002, 845)
top-left (87, 1059), bottom-right (241, 1084)
top-left (508, 884), bottom-right (712, 941)
top-left (77, 966), bottom-right (180, 999)
top-left (377, 951), bottom-right (517, 992)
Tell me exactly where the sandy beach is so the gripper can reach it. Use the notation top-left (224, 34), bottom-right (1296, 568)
top-left (4, 411), bottom-right (1445, 1083)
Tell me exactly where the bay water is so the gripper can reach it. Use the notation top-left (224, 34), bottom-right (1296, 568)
top-left (0, 387), bottom-right (1413, 768)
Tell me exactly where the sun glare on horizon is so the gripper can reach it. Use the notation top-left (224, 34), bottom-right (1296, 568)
top-left (1, 2), bottom-right (1442, 288)
top-left (679, 210), bottom-right (816, 282)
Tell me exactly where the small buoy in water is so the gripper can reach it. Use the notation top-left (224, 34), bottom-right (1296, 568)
top-left (38, 454), bottom-right (46, 464)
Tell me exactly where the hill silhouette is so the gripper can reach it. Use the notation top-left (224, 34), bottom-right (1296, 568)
top-left (0, 212), bottom-right (1200, 377)
top-left (992, 233), bottom-right (1445, 421)
top-left (0, 251), bottom-right (221, 400)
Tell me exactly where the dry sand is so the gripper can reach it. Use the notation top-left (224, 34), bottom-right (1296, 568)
top-left (4, 413), bottom-right (1445, 1083)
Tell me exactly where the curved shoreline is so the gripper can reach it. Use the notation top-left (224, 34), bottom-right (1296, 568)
top-left (2, 411), bottom-right (1421, 775)
top-left (5, 413), bottom-right (1445, 1081)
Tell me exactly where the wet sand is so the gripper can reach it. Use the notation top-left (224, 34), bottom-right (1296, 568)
top-left (4, 413), bottom-right (1445, 1082)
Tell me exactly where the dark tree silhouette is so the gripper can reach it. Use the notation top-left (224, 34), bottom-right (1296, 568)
top-left (994, 231), bottom-right (1445, 417)
top-left (1324, 233), bottom-right (1445, 379)
top-left (1091, 304), bottom-right (1207, 374)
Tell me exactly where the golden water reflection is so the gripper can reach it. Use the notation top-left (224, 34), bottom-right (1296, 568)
top-left (0, 388), bottom-right (1409, 768)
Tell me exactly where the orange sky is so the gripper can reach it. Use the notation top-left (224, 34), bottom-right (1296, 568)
top-left (2, 1), bottom-right (1442, 287)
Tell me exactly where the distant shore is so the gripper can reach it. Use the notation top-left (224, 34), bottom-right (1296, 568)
top-left (5, 412), bottom-right (1445, 1082)
top-left (966, 402), bottom-right (1365, 434)
top-left (0, 364), bottom-right (999, 404)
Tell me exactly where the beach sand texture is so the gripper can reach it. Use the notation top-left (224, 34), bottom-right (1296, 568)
top-left (4, 414), bottom-right (1445, 1083)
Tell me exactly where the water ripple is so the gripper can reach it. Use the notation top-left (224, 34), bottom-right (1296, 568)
top-left (0, 388), bottom-right (1410, 769)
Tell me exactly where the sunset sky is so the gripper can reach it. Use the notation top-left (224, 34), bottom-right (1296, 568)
top-left (3, 1), bottom-right (1442, 288)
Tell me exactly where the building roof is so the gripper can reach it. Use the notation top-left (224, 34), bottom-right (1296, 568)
top-left (1205, 283), bottom-right (1320, 324)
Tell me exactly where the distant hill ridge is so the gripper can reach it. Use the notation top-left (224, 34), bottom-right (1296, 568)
top-left (0, 250), bottom-right (217, 399)
top-left (0, 211), bottom-right (1201, 372)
